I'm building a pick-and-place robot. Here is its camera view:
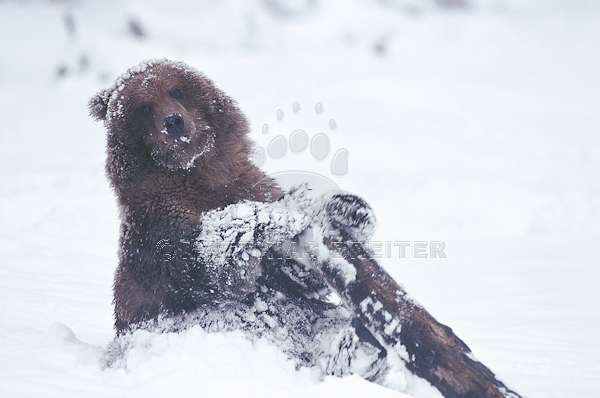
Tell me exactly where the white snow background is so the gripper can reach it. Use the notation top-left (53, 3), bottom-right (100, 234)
top-left (1, 0), bottom-right (599, 397)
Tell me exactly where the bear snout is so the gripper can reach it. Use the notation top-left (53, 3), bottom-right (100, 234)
top-left (163, 113), bottom-right (186, 139)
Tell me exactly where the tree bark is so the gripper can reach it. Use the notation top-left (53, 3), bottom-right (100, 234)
top-left (314, 232), bottom-right (522, 398)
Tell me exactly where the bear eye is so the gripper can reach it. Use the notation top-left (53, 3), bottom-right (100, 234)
top-left (172, 88), bottom-right (183, 100)
top-left (140, 103), bottom-right (152, 115)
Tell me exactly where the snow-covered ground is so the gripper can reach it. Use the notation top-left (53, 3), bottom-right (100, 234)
top-left (1, 0), bottom-right (599, 397)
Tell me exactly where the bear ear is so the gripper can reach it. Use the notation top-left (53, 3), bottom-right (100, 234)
top-left (88, 88), bottom-right (112, 121)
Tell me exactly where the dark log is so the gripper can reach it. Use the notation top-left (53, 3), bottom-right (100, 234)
top-left (314, 231), bottom-right (522, 398)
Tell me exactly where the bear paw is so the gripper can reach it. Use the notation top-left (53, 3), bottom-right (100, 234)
top-left (317, 193), bottom-right (377, 243)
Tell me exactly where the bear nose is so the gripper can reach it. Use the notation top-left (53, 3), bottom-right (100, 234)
top-left (163, 113), bottom-right (185, 139)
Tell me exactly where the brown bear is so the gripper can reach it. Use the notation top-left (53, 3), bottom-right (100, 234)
top-left (89, 59), bottom-right (391, 384)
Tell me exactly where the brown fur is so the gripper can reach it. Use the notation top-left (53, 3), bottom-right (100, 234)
top-left (89, 60), bottom-right (282, 333)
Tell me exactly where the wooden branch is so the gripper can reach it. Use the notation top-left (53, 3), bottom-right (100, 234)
top-left (314, 232), bottom-right (522, 398)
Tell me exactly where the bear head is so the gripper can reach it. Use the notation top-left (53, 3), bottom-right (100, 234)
top-left (89, 59), bottom-right (252, 188)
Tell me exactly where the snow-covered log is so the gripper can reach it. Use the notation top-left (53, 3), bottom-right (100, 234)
top-left (313, 230), bottom-right (522, 398)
